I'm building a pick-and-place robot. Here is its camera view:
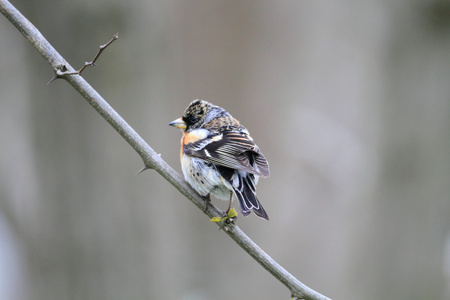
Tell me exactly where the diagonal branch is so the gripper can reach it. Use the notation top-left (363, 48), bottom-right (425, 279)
top-left (0, 1), bottom-right (331, 299)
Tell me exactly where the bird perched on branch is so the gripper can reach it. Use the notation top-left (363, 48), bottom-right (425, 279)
top-left (169, 100), bottom-right (270, 220)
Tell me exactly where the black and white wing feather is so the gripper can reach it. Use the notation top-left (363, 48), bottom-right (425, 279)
top-left (183, 131), bottom-right (270, 178)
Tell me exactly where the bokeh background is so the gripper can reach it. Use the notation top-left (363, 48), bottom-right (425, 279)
top-left (1, 1), bottom-right (450, 299)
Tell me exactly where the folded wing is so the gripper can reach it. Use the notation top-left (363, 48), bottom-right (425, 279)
top-left (183, 132), bottom-right (270, 178)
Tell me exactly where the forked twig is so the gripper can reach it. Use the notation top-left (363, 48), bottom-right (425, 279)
top-left (47, 33), bottom-right (118, 84)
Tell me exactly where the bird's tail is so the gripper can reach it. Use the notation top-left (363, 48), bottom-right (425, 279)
top-left (234, 174), bottom-right (269, 220)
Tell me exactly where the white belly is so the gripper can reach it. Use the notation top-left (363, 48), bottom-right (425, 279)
top-left (181, 154), bottom-right (232, 200)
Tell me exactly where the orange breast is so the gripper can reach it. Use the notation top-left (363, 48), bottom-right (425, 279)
top-left (180, 131), bottom-right (186, 161)
top-left (182, 129), bottom-right (208, 144)
top-left (180, 129), bottom-right (209, 160)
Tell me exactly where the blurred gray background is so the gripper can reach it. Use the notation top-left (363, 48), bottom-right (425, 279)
top-left (1, 1), bottom-right (450, 299)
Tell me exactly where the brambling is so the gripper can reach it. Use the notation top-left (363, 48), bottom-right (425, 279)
top-left (169, 100), bottom-right (270, 220)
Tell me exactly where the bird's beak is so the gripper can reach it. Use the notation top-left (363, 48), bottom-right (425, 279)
top-left (169, 117), bottom-right (186, 129)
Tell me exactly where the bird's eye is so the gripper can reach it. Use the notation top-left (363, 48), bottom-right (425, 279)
top-left (188, 116), bottom-right (198, 123)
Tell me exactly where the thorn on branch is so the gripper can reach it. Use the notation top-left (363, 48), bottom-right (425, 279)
top-left (136, 164), bottom-right (153, 174)
top-left (47, 64), bottom-right (67, 84)
top-left (48, 33), bottom-right (118, 84)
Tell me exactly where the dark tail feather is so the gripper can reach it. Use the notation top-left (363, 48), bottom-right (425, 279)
top-left (234, 177), bottom-right (269, 220)
top-left (217, 166), bottom-right (269, 220)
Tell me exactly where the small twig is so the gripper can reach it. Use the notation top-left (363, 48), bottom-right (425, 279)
top-left (47, 33), bottom-right (118, 84)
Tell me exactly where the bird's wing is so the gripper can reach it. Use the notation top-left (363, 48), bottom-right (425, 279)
top-left (183, 131), bottom-right (270, 178)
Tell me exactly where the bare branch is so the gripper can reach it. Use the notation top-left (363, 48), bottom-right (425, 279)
top-left (0, 1), bottom-right (331, 299)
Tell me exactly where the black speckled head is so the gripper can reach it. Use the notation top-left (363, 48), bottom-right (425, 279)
top-left (182, 100), bottom-right (230, 131)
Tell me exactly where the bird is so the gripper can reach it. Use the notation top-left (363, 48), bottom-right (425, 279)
top-left (169, 99), bottom-right (270, 220)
